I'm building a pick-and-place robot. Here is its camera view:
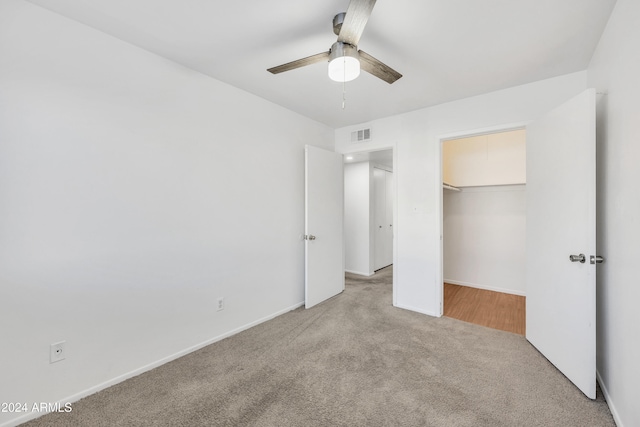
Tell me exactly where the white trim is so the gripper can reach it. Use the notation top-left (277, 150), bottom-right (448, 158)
top-left (391, 142), bottom-right (398, 307)
top-left (596, 370), bottom-right (623, 427)
top-left (444, 279), bottom-right (526, 296)
top-left (345, 269), bottom-right (374, 277)
top-left (394, 302), bottom-right (441, 318)
top-left (0, 302), bottom-right (304, 427)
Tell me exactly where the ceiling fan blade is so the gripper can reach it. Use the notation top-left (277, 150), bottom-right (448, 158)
top-left (337, 0), bottom-right (377, 47)
top-left (358, 50), bottom-right (403, 84)
top-left (267, 51), bottom-right (330, 74)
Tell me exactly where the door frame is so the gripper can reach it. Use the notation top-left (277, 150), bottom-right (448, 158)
top-left (436, 122), bottom-right (528, 316)
top-left (343, 144), bottom-right (398, 306)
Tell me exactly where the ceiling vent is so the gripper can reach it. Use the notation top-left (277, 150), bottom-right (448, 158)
top-left (351, 128), bottom-right (372, 143)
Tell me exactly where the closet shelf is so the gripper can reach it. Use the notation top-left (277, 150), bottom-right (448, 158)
top-left (442, 182), bottom-right (461, 192)
top-left (443, 182), bottom-right (526, 191)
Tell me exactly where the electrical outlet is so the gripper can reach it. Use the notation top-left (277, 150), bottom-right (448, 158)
top-left (217, 297), bottom-right (224, 311)
top-left (50, 341), bottom-right (66, 363)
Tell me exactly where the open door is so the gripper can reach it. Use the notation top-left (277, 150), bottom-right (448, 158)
top-left (526, 89), bottom-right (597, 398)
top-left (305, 145), bottom-right (344, 308)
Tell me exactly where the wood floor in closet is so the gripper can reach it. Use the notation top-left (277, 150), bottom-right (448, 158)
top-left (444, 283), bottom-right (526, 335)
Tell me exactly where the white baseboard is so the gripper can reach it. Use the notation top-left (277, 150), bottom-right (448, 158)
top-left (444, 279), bottom-right (526, 296)
top-left (394, 302), bottom-right (441, 318)
top-left (345, 269), bottom-right (374, 277)
top-left (0, 301), bottom-right (305, 427)
top-left (597, 369), bottom-right (623, 427)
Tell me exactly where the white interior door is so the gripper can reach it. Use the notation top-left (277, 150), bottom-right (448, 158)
top-left (305, 145), bottom-right (344, 309)
top-left (373, 168), bottom-right (386, 270)
top-left (526, 89), bottom-right (596, 398)
top-left (384, 171), bottom-right (394, 266)
top-left (373, 168), bottom-right (393, 270)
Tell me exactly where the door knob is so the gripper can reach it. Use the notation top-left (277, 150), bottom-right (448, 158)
top-left (304, 235), bottom-right (316, 241)
top-left (569, 254), bottom-right (585, 263)
top-left (590, 255), bottom-right (604, 264)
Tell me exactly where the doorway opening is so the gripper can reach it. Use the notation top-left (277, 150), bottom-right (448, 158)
top-left (344, 148), bottom-right (395, 304)
top-left (441, 129), bottom-right (526, 334)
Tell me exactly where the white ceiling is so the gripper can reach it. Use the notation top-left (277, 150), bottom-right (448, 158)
top-left (26, 0), bottom-right (616, 128)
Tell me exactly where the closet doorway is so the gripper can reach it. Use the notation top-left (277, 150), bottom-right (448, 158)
top-left (441, 129), bottom-right (526, 334)
top-left (344, 148), bottom-right (395, 301)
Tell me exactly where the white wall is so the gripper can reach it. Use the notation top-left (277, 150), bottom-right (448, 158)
top-left (336, 71), bottom-right (587, 316)
top-left (0, 1), bottom-right (333, 426)
top-left (587, 0), bottom-right (640, 425)
top-left (443, 185), bottom-right (526, 295)
top-left (344, 162), bottom-right (373, 276)
top-left (443, 129), bottom-right (526, 187)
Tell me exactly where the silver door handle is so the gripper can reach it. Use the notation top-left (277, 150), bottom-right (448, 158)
top-left (305, 235), bottom-right (316, 241)
top-left (590, 255), bottom-right (605, 264)
top-left (569, 254), bottom-right (585, 263)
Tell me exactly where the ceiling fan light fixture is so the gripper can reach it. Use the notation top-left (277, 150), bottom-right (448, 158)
top-left (267, 2), bottom-right (402, 85)
top-left (328, 42), bottom-right (360, 82)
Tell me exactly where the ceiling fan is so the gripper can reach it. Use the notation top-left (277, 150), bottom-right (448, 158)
top-left (267, 0), bottom-right (402, 84)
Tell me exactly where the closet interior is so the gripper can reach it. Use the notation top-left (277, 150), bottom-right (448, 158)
top-left (442, 129), bottom-right (527, 334)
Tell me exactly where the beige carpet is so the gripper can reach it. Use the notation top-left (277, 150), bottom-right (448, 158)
top-left (24, 266), bottom-right (614, 426)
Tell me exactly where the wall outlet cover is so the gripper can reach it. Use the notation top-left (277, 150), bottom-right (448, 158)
top-left (50, 341), bottom-right (66, 363)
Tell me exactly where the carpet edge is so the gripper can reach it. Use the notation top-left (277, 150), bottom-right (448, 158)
top-left (1, 301), bottom-right (305, 427)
